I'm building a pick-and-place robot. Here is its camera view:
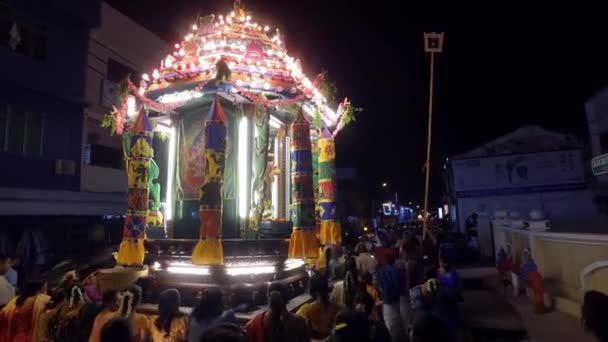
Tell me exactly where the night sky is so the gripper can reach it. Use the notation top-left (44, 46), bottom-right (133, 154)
top-left (106, 0), bottom-right (608, 206)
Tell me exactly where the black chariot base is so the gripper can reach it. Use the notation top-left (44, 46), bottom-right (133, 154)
top-left (143, 239), bottom-right (309, 309)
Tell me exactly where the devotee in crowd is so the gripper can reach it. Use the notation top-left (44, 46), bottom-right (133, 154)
top-left (100, 318), bottom-right (132, 342)
top-left (360, 272), bottom-right (380, 321)
top-left (328, 309), bottom-right (370, 342)
top-left (582, 290), bottom-right (608, 342)
top-left (201, 323), bottom-right (247, 342)
top-left (47, 284), bottom-right (97, 342)
top-left (0, 279), bottom-right (49, 342)
top-left (246, 283), bottom-right (309, 342)
top-left (353, 291), bottom-right (390, 342)
top-left (437, 256), bottom-right (462, 302)
top-left (89, 290), bottom-right (120, 342)
top-left (296, 273), bottom-right (340, 340)
top-left (0, 254), bottom-right (16, 307)
top-left (354, 243), bottom-right (376, 279)
top-left (189, 287), bottom-right (237, 342)
top-left (149, 288), bottom-right (188, 342)
top-left (376, 254), bottom-right (405, 342)
top-left (33, 287), bottom-right (66, 342)
top-left (114, 285), bottom-right (150, 342)
top-left (330, 255), bottom-right (358, 308)
top-left (84, 272), bottom-right (103, 303)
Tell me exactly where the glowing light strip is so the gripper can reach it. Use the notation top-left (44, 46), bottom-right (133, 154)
top-left (269, 115), bottom-right (283, 129)
top-left (272, 137), bottom-right (279, 219)
top-left (284, 258), bottom-right (306, 271)
top-left (157, 90), bottom-right (203, 104)
top-left (238, 117), bottom-right (249, 218)
top-left (167, 266), bottom-right (210, 275)
top-left (165, 125), bottom-right (177, 221)
top-left (226, 266), bottom-right (276, 276)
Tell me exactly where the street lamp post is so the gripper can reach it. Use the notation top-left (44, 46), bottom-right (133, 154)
top-left (422, 32), bottom-right (444, 240)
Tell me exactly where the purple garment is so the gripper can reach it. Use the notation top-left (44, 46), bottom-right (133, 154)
top-left (84, 284), bottom-right (102, 302)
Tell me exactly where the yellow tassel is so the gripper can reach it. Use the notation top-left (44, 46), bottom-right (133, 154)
top-left (320, 221), bottom-right (342, 245)
top-left (192, 239), bottom-right (224, 265)
top-left (304, 230), bottom-right (320, 258)
top-left (288, 230), bottom-right (306, 258)
top-left (116, 239), bottom-right (145, 266)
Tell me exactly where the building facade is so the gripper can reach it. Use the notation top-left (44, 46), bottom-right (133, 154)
top-left (444, 126), bottom-right (606, 257)
top-left (0, 0), bottom-right (100, 214)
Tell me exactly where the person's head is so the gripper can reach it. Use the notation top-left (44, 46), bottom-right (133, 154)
top-left (410, 312), bottom-right (450, 342)
top-left (192, 286), bottom-right (225, 321)
top-left (9, 255), bottom-right (20, 267)
top-left (117, 285), bottom-right (142, 318)
top-left (156, 288), bottom-right (182, 334)
top-left (0, 254), bottom-right (9, 275)
top-left (65, 285), bottom-right (85, 308)
top-left (267, 282), bottom-right (288, 317)
top-left (16, 279), bottom-right (47, 307)
top-left (199, 323), bottom-right (246, 342)
top-left (353, 291), bottom-right (374, 318)
top-left (582, 290), bottom-right (608, 341)
top-left (331, 310), bottom-right (370, 342)
top-left (309, 273), bottom-right (330, 306)
top-left (101, 290), bottom-right (118, 311)
top-left (101, 318), bottom-right (132, 342)
top-left (439, 256), bottom-right (451, 273)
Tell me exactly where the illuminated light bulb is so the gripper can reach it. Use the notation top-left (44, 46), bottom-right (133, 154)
top-left (220, 20), bottom-right (225, 25)
top-left (277, 40), bottom-right (281, 45)
top-left (224, 26), bottom-right (230, 32)
top-left (165, 58), bottom-right (173, 68)
top-left (245, 22), bottom-right (250, 27)
top-left (275, 62), bottom-right (281, 68)
top-left (290, 87), bottom-right (297, 94)
top-left (246, 58), bottom-right (252, 64)
top-left (230, 43), bottom-right (236, 50)
top-left (249, 65), bottom-right (256, 72)
top-left (253, 23), bottom-right (258, 28)
top-left (152, 69), bottom-right (159, 79)
top-left (251, 81), bottom-right (258, 88)
top-left (226, 17), bottom-right (232, 24)
top-left (192, 24), bottom-right (198, 30)
top-left (264, 25), bottom-right (270, 32)
top-left (174, 43), bottom-right (180, 49)
top-left (219, 15), bottom-right (224, 20)
top-left (173, 51), bottom-right (178, 56)
top-left (246, 15), bottom-right (251, 21)
top-left (228, 61), bottom-right (236, 69)
top-left (276, 51), bottom-right (283, 57)
top-left (240, 33), bottom-right (245, 39)
top-left (142, 73), bottom-right (150, 81)
top-left (230, 11), bottom-right (235, 17)
top-left (256, 61), bottom-right (261, 66)
top-left (215, 23), bottom-right (219, 27)
top-left (236, 79), bottom-right (243, 86)
top-left (185, 35), bottom-right (191, 41)
top-left (190, 62), bottom-right (196, 69)
top-left (201, 37), bottom-right (206, 42)
top-left (276, 86), bottom-right (283, 92)
top-left (198, 56), bottom-right (205, 64)
top-left (267, 50), bottom-right (273, 56)
top-left (240, 16), bottom-right (245, 22)
top-left (266, 61), bottom-right (272, 67)
top-left (239, 45), bottom-right (245, 51)
top-left (179, 48), bottom-right (185, 56)
top-left (263, 82), bottom-right (270, 90)
top-left (260, 66), bottom-right (267, 73)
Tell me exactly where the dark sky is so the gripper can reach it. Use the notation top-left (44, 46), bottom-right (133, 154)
top-left (106, 0), bottom-right (608, 206)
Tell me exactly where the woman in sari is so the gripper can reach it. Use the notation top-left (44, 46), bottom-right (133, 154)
top-left (149, 288), bottom-right (188, 342)
top-left (0, 279), bottom-right (49, 342)
top-left (88, 290), bottom-right (119, 342)
top-left (115, 285), bottom-right (149, 342)
top-left (47, 285), bottom-right (95, 342)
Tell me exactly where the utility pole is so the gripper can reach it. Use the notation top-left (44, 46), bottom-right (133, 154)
top-left (422, 32), bottom-right (444, 240)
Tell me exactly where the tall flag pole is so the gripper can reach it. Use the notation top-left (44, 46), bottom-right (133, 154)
top-left (117, 111), bottom-right (153, 266)
top-left (192, 97), bottom-right (228, 265)
top-left (318, 128), bottom-right (341, 245)
top-left (288, 109), bottom-right (319, 258)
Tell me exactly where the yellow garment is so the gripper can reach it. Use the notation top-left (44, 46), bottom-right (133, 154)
top-left (148, 315), bottom-right (188, 342)
top-left (289, 230), bottom-right (319, 259)
top-left (365, 284), bottom-right (381, 321)
top-left (1, 294), bottom-right (49, 342)
top-left (130, 313), bottom-right (150, 342)
top-left (117, 239), bottom-right (145, 266)
top-left (192, 239), bottom-right (223, 265)
top-left (296, 301), bottom-right (339, 340)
